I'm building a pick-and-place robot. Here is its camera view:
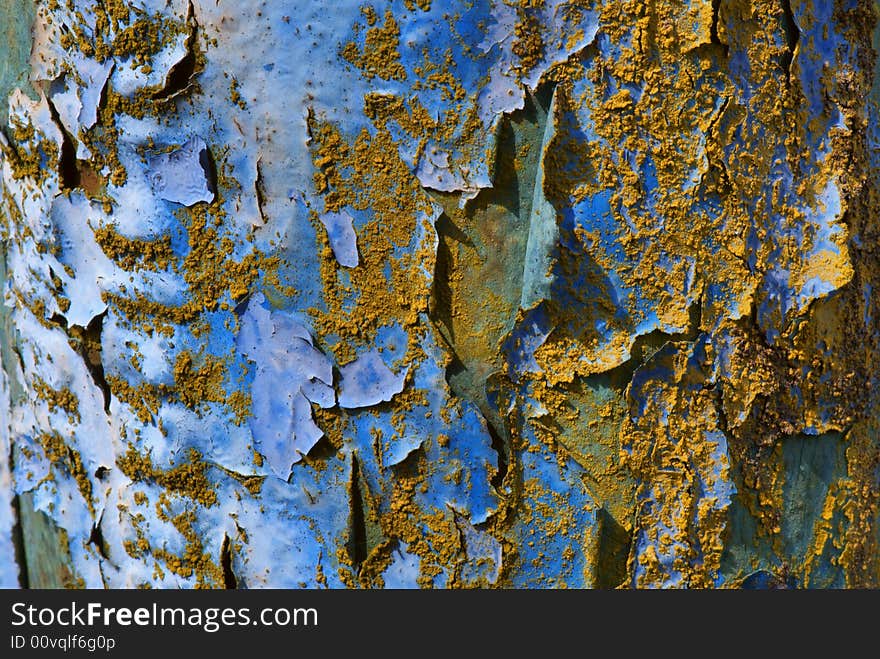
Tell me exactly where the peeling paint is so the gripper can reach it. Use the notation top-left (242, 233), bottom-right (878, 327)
top-left (1, 0), bottom-right (879, 589)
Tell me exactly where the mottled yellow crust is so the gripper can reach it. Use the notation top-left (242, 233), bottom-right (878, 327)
top-left (116, 446), bottom-right (218, 508)
top-left (5, 0), bottom-right (879, 590)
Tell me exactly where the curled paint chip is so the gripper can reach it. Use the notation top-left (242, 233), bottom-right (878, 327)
top-left (338, 350), bottom-right (408, 409)
top-left (237, 294), bottom-right (335, 479)
top-left (147, 137), bottom-right (215, 206)
top-left (76, 57), bottom-right (113, 130)
top-left (49, 193), bottom-right (112, 327)
top-left (380, 542), bottom-right (421, 589)
top-left (319, 210), bottom-right (359, 268)
top-left (456, 513), bottom-right (502, 585)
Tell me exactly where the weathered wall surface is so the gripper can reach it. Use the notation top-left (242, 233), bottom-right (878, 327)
top-left (0, 0), bottom-right (878, 588)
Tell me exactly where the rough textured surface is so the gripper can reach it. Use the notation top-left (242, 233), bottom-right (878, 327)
top-left (0, 0), bottom-right (879, 589)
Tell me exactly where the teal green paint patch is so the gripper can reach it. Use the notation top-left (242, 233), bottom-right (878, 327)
top-left (720, 431), bottom-right (849, 588)
top-left (718, 482), bottom-right (782, 587)
top-left (780, 431), bottom-right (848, 588)
top-left (0, 0), bottom-right (37, 126)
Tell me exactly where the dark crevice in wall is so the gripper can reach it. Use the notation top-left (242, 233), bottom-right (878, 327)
top-left (710, 0), bottom-right (729, 56)
top-left (153, 1), bottom-right (200, 100)
top-left (254, 158), bottom-right (267, 225)
top-left (220, 533), bottom-right (238, 589)
top-left (779, 0), bottom-right (800, 83)
top-left (301, 435), bottom-right (338, 464)
top-left (485, 410), bottom-right (509, 493)
top-left (389, 444), bottom-right (424, 480)
top-left (428, 211), bottom-right (471, 347)
top-left (602, 296), bottom-right (703, 390)
top-left (42, 305), bottom-right (112, 415)
top-left (87, 516), bottom-right (109, 560)
top-left (153, 42), bottom-right (196, 101)
top-left (198, 143), bottom-right (218, 200)
top-left (594, 507), bottom-right (631, 589)
top-left (68, 312), bottom-right (111, 414)
top-left (348, 454), bottom-right (369, 572)
top-left (45, 95), bottom-right (81, 190)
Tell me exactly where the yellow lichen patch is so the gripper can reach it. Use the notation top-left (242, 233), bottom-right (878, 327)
top-left (838, 418), bottom-right (880, 587)
top-left (92, 224), bottom-right (176, 272)
top-left (39, 431), bottom-right (94, 516)
top-left (110, 17), bottom-right (163, 67)
top-left (63, 1), bottom-right (184, 67)
top-left (512, 10), bottom-right (545, 74)
top-left (33, 377), bottom-right (81, 423)
top-left (403, 0), bottom-right (432, 11)
top-left (105, 375), bottom-right (167, 424)
top-left (117, 446), bottom-right (218, 508)
top-left (151, 506), bottom-right (224, 588)
top-left (228, 77), bottom-right (246, 110)
top-left (356, 539), bottom-right (398, 589)
top-left (107, 346), bottom-right (248, 424)
top-left (311, 407), bottom-right (345, 453)
top-left (172, 351), bottom-right (226, 410)
top-left (307, 117), bottom-right (435, 360)
top-left (342, 9), bottom-right (407, 82)
top-left (411, 51), bottom-right (468, 103)
top-left (5, 118), bottom-right (60, 184)
top-left (715, 319), bottom-right (785, 433)
top-left (178, 198), bottom-right (268, 313)
top-left (217, 465), bottom-right (264, 496)
top-left (225, 390), bottom-right (252, 426)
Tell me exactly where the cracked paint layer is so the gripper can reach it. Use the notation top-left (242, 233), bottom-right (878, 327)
top-left (0, 0), bottom-right (879, 589)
